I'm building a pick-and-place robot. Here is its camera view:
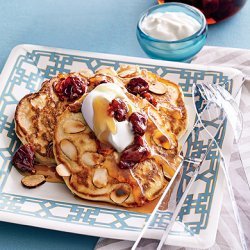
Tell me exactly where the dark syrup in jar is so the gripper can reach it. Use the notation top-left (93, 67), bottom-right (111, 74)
top-left (158, 0), bottom-right (247, 24)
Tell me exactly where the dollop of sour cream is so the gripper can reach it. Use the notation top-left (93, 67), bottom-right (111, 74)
top-left (141, 12), bottom-right (201, 41)
top-left (81, 83), bottom-right (134, 152)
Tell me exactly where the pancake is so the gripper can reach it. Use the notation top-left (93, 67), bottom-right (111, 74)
top-left (54, 103), bottom-right (182, 207)
top-left (53, 70), bottom-right (185, 207)
top-left (14, 71), bottom-right (91, 164)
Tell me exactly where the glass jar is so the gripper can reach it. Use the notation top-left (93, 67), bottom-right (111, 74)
top-left (158, 0), bottom-right (247, 24)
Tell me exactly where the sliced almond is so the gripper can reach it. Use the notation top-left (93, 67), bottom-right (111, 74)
top-left (153, 130), bottom-right (171, 150)
top-left (89, 74), bottom-right (114, 86)
top-left (149, 82), bottom-right (167, 95)
top-left (60, 139), bottom-right (78, 161)
top-left (63, 120), bottom-right (86, 134)
top-left (96, 67), bottom-right (117, 76)
top-left (81, 152), bottom-right (104, 167)
top-left (118, 69), bottom-right (137, 78)
top-left (79, 68), bottom-right (94, 78)
top-left (56, 164), bottom-right (71, 177)
top-left (117, 65), bottom-right (140, 78)
top-left (110, 184), bottom-right (131, 204)
top-left (162, 164), bottom-right (175, 181)
top-left (93, 168), bottom-right (108, 188)
top-left (21, 175), bottom-right (46, 188)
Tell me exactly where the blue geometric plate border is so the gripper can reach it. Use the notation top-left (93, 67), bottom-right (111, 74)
top-left (0, 45), bottom-right (243, 246)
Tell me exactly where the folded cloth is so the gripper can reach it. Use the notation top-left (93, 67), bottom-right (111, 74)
top-left (95, 46), bottom-right (250, 250)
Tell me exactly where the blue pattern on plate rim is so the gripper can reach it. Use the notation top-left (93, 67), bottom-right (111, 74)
top-left (0, 49), bottom-right (231, 236)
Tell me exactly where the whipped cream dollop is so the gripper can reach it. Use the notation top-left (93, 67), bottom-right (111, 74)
top-left (81, 83), bottom-right (134, 152)
top-left (141, 12), bottom-right (201, 41)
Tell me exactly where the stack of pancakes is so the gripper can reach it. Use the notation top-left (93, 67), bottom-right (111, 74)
top-left (15, 65), bottom-right (187, 207)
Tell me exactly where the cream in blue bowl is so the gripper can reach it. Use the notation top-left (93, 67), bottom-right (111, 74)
top-left (137, 3), bottom-right (208, 62)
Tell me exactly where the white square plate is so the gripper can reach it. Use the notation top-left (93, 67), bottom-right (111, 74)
top-left (0, 44), bottom-right (244, 248)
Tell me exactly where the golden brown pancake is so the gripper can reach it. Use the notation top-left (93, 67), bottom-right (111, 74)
top-left (14, 71), bottom-right (91, 164)
top-left (53, 105), bottom-right (182, 207)
top-left (53, 68), bottom-right (186, 207)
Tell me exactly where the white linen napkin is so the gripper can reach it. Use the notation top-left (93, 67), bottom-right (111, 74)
top-left (95, 46), bottom-right (250, 250)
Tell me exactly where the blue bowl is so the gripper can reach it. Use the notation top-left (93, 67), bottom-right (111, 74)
top-left (137, 3), bottom-right (208, 62)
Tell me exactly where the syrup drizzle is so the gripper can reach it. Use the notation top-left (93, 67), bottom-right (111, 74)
top-left (93, 96), bottom-right (117, 143)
